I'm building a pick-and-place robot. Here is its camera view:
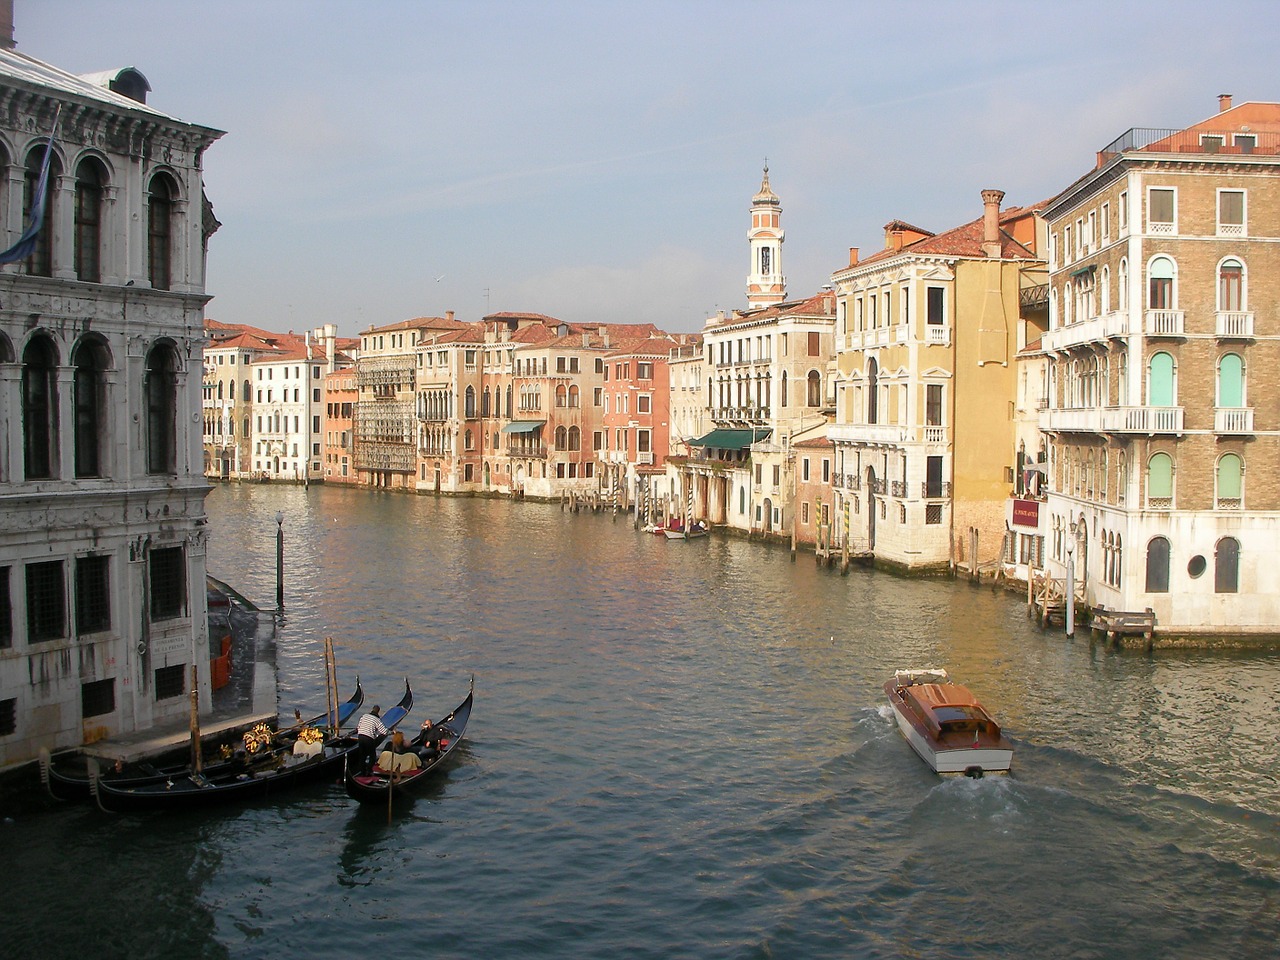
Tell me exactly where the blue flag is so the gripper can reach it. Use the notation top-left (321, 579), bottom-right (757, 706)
top-left (0, 110), bottom-right (59, 266)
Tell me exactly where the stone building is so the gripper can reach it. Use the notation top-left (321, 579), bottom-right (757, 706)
top-left (1039, 95), bottom-right (1280, 633)
top-left (0, 42), bottom-right (222, 767)
top-left (829, 191), bottom-right (1049, 573)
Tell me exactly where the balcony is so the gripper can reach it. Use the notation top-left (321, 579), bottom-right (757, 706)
top-left (1215, 407), bottom-right (1254, 434)
top-left (1041, 405), bottom-right (1183, 435)
top-left (925, 325), bottom-right (951, 346)
top-left (922, 425), bottom-right (946, 443)
top-left (637, 451), bottom-right (655, 465)
top-left (1145, 310), bottom-right (1184, 337)
top-left (1216, 311), bottom-right (1254, 338)
top-left (506, 444), bottom-right (547, 459)
top-left (890, 480), bottom-right (907, 498)
top-left (921, 481), bottom-right (952, 499)
top-left (828, 422), bottom-right (907, 445)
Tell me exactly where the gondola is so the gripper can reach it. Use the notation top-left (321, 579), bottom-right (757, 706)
top-left (89, 680), bottom-right (410, 813)
top-left (344, 678), bottom-right (473, 805)
top-left (42, 678), bottom-right (365, 802)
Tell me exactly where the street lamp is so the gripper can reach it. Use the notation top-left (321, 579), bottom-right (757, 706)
top-left (275, 511), bottom-right (284, 610)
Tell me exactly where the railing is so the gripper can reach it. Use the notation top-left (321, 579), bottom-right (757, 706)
top-left (925, 325), bottom-right (951, 346)
top-left (1145, 310), bottom-right (1184, 336)
top-left (870, 478), bottom-right (886, 495)
top-left (890, 480), bottom-right (907, 498)
top-left (506, 444), bottom-right (547, 459)
top-left (1216, 311), bottom-right (1254, 337)
top-left (1098, 126), bottom-right (1280, 160)
top-left (1147, 221), bottom-right (1176, 236)
top-left (1046, 405), bottom-right (1184, 435)
top-left (923, 425), bottom-right (945, 443)
top-left (1215, 407), bottom-right (1253, 434)
top-left (922, 482), bottom-right (952, 499)
top-left (828, 423), bottom-right (907, 444)
top-left (1147, 496), bottom-right (1172, 511)
top-left (1217, 497), bottom-right (1242, 510)
top-left (1218, 222), bottom-right (1245, 237)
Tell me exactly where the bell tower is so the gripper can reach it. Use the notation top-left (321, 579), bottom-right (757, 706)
top-left (746, 163), bottom-right (785, 308)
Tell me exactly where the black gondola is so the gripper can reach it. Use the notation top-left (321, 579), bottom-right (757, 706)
top-left (89, 680), bottom-right (410, 813)
top-left (42, 678), bottom-right (365, 803)
top-left (344, 678), bottom-right (473, 805)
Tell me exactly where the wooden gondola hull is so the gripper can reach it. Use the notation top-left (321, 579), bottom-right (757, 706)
top-left (90, 681), bottom-right (409, 813)
top-left (44, 679), bottom-right (365, 803)
top-left (344, 684), bottom-right (473, 805)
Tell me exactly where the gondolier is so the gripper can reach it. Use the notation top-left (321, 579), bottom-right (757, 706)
top-left (356, 705), bottom-right (388, 774)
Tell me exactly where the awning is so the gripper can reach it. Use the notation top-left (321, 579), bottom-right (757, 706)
top-left (501, 420), bottom-right (545, 434)
top-left (686, 428), bottom-right (771, 450)
top-left (1068, 264), bottom-right (1096, 278)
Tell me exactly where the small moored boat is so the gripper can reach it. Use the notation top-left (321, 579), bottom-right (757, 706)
top-left (884, 669), bottom-right (1013, 777)
top-left (344, 678), bottom-right (473, 806)
top-left (43, 678), bottom-right (365, 803)
top-left (90, 680), bottom-right (411, 813)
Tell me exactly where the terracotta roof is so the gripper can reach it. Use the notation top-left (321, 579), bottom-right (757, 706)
top-left (839, 203), bottom-right (1043, 273)
top-left (365, 316), bottom-right (467, 335)
top-left (793, 436), bottom-right (833, 450)
top-left (606, 336), bottom-right (682, 358)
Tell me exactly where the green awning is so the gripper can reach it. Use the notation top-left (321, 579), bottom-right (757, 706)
top-left (1069, 264), bottom-right (1096, 278)
top-left (501, 420), bottom-right (545, 434)
top-left (687, 428), bottom-right (771, 450)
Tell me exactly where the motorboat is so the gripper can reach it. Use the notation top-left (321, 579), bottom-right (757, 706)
top-left (884, 668), bottom-right (1013, 777)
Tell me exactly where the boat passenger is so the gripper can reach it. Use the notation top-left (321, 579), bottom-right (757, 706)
top-left (355, 705), bottom-right (388, 775)
top-left (378, 732), bottom-right (421, 774)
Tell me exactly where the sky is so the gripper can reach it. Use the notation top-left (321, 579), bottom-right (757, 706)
top-left (18, 1), bottom-right (1280, 336)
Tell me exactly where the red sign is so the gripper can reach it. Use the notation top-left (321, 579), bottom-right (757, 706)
top-left (1011, 499), bottom-right (1040, 528)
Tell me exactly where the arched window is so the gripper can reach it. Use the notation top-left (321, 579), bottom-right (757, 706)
top-left (1063, 281), bottom-right (1073, 325)
top-left (24, 145), bottom-right (61, 277)
top-left (464, 386), bottom-right (476, 419)
top-left (242, 416), bottom-right (250, 438)
top-left (1148, 352), bottom-right (1175, 407)
top-left (1216, 453), bottom-right (1242, 508)
top-left (73, 337), bottom-right (110, 477)
top-left (482, 388), bottom-right (491, 417)
top-left (1217, 353), bottom-right (1243, 408)
top-left (555, 426), bottom-right (567, 450)
top-left (216, 381), bottom-right (224, 401)
top-left (1218, 258), bottom-right (1244, 312)
top-left (568, 426), bottom-right (581, 451)
top-left (74, 157), bottom-right (107, 283)
top-left (1148, 256), bottom-right (1175, 309)
top-left (568, 385), bottom-right (580, 408)
top-left (148, 174), bottom-right (177, 290)
top-left (464, 429), bottom-right (473, 451)
top-left (505, 385), bottom-right (513, 418)
top-left (1145, 536), bottom-right (1170, 593)
top-left (739, 485), bottom-right (746, 514)
top-left (807, 370), bottom-right (821, 407)
top-left (22, 335), bottom-right (59, 479)
top-left (1113, 534), bottom-right (1123, 588)
top-left (228, 380), bottom-right (236, 401)
top-left (145, 343), bottom-right (179, 474)
top-left (780, 371), bottom-right (788, 408)
top-left (242, 379), bottom-right (250, 402)
top-left (555, 384), bottom-right (567, 408)
top-left (1100, 265), bottom-right (1110, 314)
top-left (1214, 537), bottom-right (1239, 593)
top-left (1147, 452), bottom-right (1173, 508)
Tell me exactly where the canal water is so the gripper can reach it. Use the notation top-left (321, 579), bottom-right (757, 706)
top-left (5, 483), bottom-right (1278, 959)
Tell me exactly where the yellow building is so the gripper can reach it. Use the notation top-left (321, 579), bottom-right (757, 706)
top-left (829, 190), bottom-right (1048, 573)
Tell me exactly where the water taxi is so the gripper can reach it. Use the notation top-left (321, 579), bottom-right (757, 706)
top-left (884, 669), bottom-right (1013, 777)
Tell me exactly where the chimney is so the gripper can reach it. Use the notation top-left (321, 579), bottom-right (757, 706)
top-left (848, 247), bottom-right (860, 267)
top-left (1218, 93), bottom-right (1233, 113)
top-left (0, 0), bottom-right (13, 50)
top-left (981, 189), bottom-right (1005, 258)
top-left (601, 325), bottom-right (610, 348)
top-left (886, 226), bottom-right (904, 252)
top-left (445, 310), bottom-right (455, 322)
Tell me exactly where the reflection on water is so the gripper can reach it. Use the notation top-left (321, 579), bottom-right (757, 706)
top-left (6, 482), bottom-right (1277, 960)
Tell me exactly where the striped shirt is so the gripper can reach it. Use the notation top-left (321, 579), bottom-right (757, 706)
top-left (356, 713), bottom-right (388, 738)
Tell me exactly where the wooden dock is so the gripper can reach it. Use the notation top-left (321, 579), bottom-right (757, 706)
top-left (1090, 605), bottom-right (1157, 649)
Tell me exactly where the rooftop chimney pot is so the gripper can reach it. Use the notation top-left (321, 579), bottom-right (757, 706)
top-left (1219, 93), bottom-right (1233, 113)
top-left (981, 189), bottom-right (1005, 258)
top-left (848, 246), bottom-right (860, 267)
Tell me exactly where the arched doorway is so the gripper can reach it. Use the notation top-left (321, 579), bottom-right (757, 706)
top-left (762, 497), bottom-right (773, 534)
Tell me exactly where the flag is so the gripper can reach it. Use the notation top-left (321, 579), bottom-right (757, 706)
top-left (0, 108), bottom-right (60, 266)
